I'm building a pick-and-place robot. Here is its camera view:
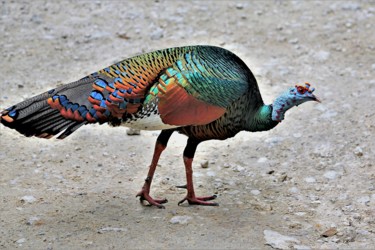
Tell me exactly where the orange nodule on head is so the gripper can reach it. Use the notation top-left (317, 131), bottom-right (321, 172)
top-left (295, 82), bottom-right (316, 94)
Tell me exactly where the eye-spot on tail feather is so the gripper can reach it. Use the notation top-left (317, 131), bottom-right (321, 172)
top-left (0, 70), bottom-right (148, 139)
top-left (0, 76), bottom-right (97, 139)
top-left (0, 103), bottom-right (87, 139)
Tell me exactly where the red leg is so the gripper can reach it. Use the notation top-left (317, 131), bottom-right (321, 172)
top-left (136, 130), bottom-right (173, 208)
top-left (178, 138), bottom-right (218, 206)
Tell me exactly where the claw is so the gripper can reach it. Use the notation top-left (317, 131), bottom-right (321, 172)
top-left (136, 191), bottom-right (168, 209)
top-left (176, 184), bottom-right (187, 189)
top-left (178, 195), bottom-right (219, 206)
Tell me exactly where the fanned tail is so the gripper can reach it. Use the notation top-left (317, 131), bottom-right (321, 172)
top-left (0, 76), bottom-right (100, 139)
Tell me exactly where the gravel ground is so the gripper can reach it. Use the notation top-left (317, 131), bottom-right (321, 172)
top-left (0, 1), bottom-right (374, 249)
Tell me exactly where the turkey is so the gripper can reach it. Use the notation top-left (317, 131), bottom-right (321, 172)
top-left (0, 45), bottom-right (320, 208)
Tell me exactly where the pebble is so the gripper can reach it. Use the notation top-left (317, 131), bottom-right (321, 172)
top-left (97, 227), bottom-right (127, 233)
top-left (251, 189), bottom-right (261, 195)
top-left (26, 216), bottom-right (41, 225)
top-left (340, 2), bottom-right (361, 11)
top-left (232, 165), bottom-right (245, 172)
top-left (16, 238), bottom-right (26, 244)
top-left (323, 171), bottom-right (338, 180)
top-left (235, 3), bottom-right (244, 10)
top-left (126, 128), bottom-right (141, 135)
top-left (150, 28), bottom-right (164, 40)
top-left (289, 187), bottom-right (299, 193)
top-left (304, 177), bottom-right (316, 183)
top-left (20, 195), bottom-right (37, 203)
top-left (354, 146), bottom-right (363, 156)
top-left (356, 196), bottom-right (370, 205)
top-left (206, 171), bottom-right (216, 177)
top-left (193, 172), bottom-right (203, 177)
top-left (313, 50), bottom-right (330, 62)
top-left (321, 227), bottom-right (338, 237)
top-left (170, 215), bottom-right (192, 225)
top-left (223, 163), bottom-right (231, 168)
top-left (251, 201), bottom-right (272, 211)
top-left (201, 160), bottom-right (209, 168)
top-left (293, 132), bottom-right (302, 138)
top-left (265, 136), bottom-right (284, 145)
top-left (294, 245), bottom-right (311, 250)
top-left (257, 157), bottom-right (268, 163)
top-left (289, 38), bottom-right (299, 44)
top-left (264, 230), bottom-right (300, 249)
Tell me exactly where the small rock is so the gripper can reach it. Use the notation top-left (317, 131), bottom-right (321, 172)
top-left (16, 238), bottom-right (26, 244)
top-left (117, 33), bottom-right (131, 40)
top-left (341, 2), bottom-right (361, 11)
top-left (294, 244), bottom-right (311, 250)
top-left (257, 157), bottom-right (268, 163)
top-left (264, 230), bottom-right (300, 249)
top-left (223, 163), bottom-right (231, 168)
top-left (323, 171), bottom-right (337, 180)
top-left (267, 170), bottom-right (275, 175)
top-left (126, 128), bottom-right (141, 135)
top-left (356, 196), bottom-right (370, 205)
top-left (313, 50), bottom-right (330, 62)
top-left (251, 189), bottom-right (261, 196)
top-left (354, 146), bottom-right (363, 156)
top-left (235, 3), bottom-right (244, 9)
top-left (289, 38), bottom-right (299, 44)
top-left (289, 187), bottom-right (299, 193)
top-left (321, 227), bottom-right (338, 237)
top-left (278, 174), bottom-right (288, 182)
top-left (170, 215), bottom-right (192, 225)
top-left (304, 177), bottom-right (316, 183)
top-left (97, 227), bottom-right (127, 233)
top-left (201, 160), bottom-right (209, 168)
top-left (150, 28), bottom-right (164, 40)
top-left (20, 195), bottom-right (37, 203)
top-left (206, 171), bottom-right (216, 177)
top-left (30, 14), bottom-right (42, 24)
top-left (293, 132), bottom-right (302, 138)
top-left (26, 216), bottom-right (43, 225)
top-left (343, 229), bottom-right (357, 243)
top-left (232, 165), bottom-right (245, 172)
top-left (251, 201), bottom-right (272, 211)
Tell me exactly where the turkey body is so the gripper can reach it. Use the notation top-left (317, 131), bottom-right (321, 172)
top-left (1, 45), bottom-right (281, 208)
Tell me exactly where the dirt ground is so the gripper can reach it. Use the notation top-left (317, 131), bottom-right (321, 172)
top-left (0, 1), bottom-right (374, 249)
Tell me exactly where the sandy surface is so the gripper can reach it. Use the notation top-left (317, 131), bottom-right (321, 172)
top-left (0, 1), bottom-right (374, 249)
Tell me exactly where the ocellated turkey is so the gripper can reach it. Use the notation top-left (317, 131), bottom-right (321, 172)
top-left (0, 45), bottom-right (320, 208)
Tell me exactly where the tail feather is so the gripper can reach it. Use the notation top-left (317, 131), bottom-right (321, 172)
top-left (0, 76), bottom-right (97, 139)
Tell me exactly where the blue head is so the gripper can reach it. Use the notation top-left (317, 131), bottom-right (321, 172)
top-left (272, 83), bottom-right (320, 122)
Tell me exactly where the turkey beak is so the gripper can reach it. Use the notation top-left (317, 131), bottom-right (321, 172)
top-left (310, 94), bottom-right (321, 103)
top-left (305, 90), bottom-right (321, 103)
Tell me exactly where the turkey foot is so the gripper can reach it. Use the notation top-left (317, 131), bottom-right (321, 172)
top-left (178, 194), bottom-right (218, 206)
top-left (136, 190), bottom-right (168, 209)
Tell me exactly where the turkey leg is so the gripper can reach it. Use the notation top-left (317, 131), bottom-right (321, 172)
top-left (178, 138), bottom-right (218, 206)
top-left (136, 129), bottom-right (173, 208)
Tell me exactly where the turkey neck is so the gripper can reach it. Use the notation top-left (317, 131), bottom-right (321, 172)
top-left (243, 103), bottom-right (279, 132)
top-left (242, 92), bottom-right (279, 132)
